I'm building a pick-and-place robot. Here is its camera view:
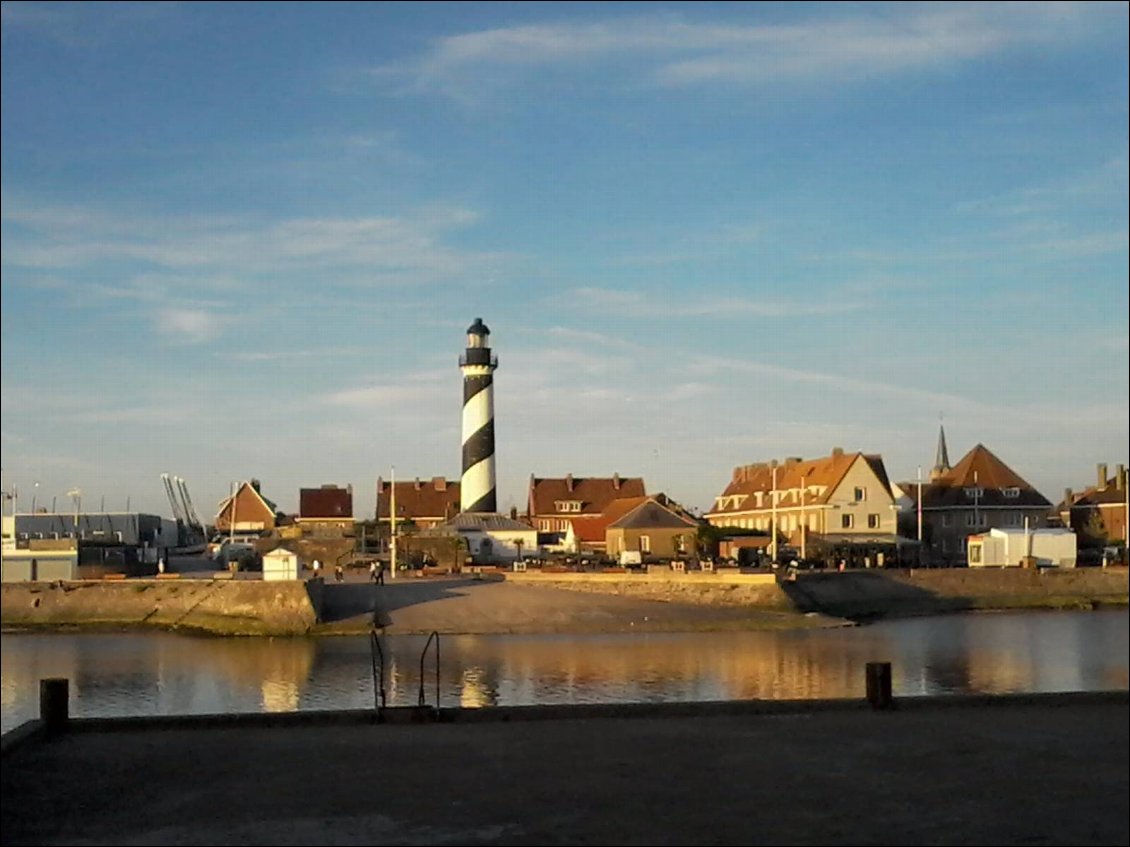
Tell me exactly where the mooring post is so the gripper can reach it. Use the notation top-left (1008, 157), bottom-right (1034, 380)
top-left (40, 678), bottom-right (70, 734)
top-left (865, 662), bottom-right (893, 710)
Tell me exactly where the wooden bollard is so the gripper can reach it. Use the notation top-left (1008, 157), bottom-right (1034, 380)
top-left (40, 678), bottom-right (70, 733)
top-left (865, 662), bottom-right (893, 710)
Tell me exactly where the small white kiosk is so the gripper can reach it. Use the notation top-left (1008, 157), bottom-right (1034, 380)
top-left (262, 547), bottom-right (300, 581)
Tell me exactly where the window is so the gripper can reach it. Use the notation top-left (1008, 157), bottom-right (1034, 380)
top-left (1005, 512), bottom-right (1022, 527)
top-left (969, 544), bottom-right (982, 564)
top-left (867, 514), bottom-right (880, 529)
top-left (941, 538), bottom-right (948, 553)
top-left (942, 514), bottom-right (952, 527)
top-left (640, 535), bottom-right (651, 553)
top-left (965, 513), bottom-right (977, 527)
top-left (1002, 487), bottom-right (1020, 498)
top-left (841, 514), bottom-right (854, 529)
top-left (964, 487), bottom-right (983, 498)
top-left (854, 487), bottom-right (867, 502)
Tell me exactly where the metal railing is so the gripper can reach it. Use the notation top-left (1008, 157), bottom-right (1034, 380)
top-left (369, 628), bottom-right (386, 716)
top-left (418, 631), bottom-right (440, 715)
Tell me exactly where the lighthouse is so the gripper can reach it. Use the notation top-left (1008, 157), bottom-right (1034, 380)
top-left (459, 318), bottom-right (498, 513)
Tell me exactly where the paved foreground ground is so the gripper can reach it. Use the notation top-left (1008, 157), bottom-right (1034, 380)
top-left (2, 694), bottom-right (1126, 846)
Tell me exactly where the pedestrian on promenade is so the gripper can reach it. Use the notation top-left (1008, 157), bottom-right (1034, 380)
top-left (157, 555), bottom-right (166, 575)
top-left (335, 564), bottom-right (344, 583)
top-left (312, 559), bottom-right (321, 578)
top-left (369, 561), bottom-right (378, 583)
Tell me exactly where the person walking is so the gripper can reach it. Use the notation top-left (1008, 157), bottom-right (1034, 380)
top-left (335, 564), bottom-right (344, 583)
top-left (312, 559), bottom-right (321, 579)
top-left (369, 561), bottom-right (378, 583)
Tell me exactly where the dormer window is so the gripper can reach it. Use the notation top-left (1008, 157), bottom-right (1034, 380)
top-left (964, 487), bottom-right (983, 498)
top-left (554, 500), bottom-right (582, 513)
top-left (1002, 487), bottom-right (1020, 498)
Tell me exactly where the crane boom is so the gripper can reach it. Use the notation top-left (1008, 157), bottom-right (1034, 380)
top-left (161, 473), bottom-right (186, 523)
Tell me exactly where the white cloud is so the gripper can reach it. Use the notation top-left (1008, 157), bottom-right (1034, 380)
top-left (154, 308), bottom-right (227, 345)
top-left (386, 4), bottom-right (1123, 97)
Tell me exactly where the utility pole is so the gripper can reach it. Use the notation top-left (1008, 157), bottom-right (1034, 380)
top-left (770, 463), bottom-right (779, 563)
top-left (917, 465), bottom-right (924, 568)
top-left (800, 474), bottom-right (807, 562)
top-left (389, 466), bottom-right (397, 581)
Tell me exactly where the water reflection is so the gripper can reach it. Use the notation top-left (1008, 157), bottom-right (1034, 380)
top-left (1, 610), bottom-right (1126, 734)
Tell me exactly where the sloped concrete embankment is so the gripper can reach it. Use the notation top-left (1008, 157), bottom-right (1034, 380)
top-left (0, 580), bottom-right (323, 636)
top-left (507, 573), bottom-right (800, 613)
top-left (791, 567), bottom-right (1130, 620)
top-left (508, 568), bottom-right (1129, 621)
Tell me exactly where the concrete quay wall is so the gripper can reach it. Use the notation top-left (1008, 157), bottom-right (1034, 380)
top-left (0, 578), bottom-right (323, 636)
top-left (509, 566), bottom-right (1129, 620)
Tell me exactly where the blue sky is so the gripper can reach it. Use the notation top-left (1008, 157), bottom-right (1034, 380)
top-left (2, 1), bottom-right (1127, 521)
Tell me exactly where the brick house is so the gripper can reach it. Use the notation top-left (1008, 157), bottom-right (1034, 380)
top-left (375, 476), bottom-right (460, 530)
top-left (527, 474), bottom-right (646, 536)
top-left (1057, 463), bottom-right (1128, 549)
top-left (214, 480), bottom-right (277, 533)
top-left (904, 443), bottom-right (1052, 566)
top-left (297, 484), bottom-right (354, 535)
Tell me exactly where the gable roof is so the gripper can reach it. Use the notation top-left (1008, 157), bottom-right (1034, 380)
top-left (1060, 470), bottom-right (1129, 510)
top-left (216, 481), bottom-right (277, 521)
top-left (376, 477), bottom-right (460, 521)
top-left (607, 497), bottom-right (700, 531)
top-left (528, 475), bottom-right (646, 516)
top-left (708, 450), bottom-right (890, 515)
top-left (915, 444), bottom-right (1050, 510)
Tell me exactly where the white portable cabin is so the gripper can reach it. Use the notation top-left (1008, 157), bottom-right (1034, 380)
top-left (262, 547), bottom-right (300, 581)
top-left (967, 528), bottom-right (1077, 568)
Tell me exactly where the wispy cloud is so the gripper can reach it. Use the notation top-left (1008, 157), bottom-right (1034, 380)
top-left (565, 286), bottom-right (863, 318)
top-left (324, 370), bottom-right (452, 410)
top-left (0, 1), bottom-right (176, 48)
top-left (1, 199), bottom-right (506, 282)
top-left (381, 4), bottom-right (1123, 98)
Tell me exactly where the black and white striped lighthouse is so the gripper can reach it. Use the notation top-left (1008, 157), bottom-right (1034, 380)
top-left (459, 318), bottom-right (497, 514)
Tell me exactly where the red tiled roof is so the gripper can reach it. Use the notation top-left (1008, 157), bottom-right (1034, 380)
top-left (529, 475), bottom-right (646, 517)
top-left (709, 451), bottom-right (884, 514)
top-left (376, 477), bottom-right (460, 521)
top-left (916, 444), bottom-right (1050, 510)
top-left (299, 486), bottom-right (352, 519)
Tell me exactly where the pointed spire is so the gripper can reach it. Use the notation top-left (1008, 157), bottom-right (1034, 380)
top-left (931, 423), bottom-right (951, 481)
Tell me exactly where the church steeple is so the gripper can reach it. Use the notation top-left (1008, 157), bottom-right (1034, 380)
top-left (930, 424), bottom-right (951, 481)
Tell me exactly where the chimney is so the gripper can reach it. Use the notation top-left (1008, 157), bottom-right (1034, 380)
top-left (1097, 464), bottom-right (1108, 491)
top-left (831, 447), bottom-right (843, 458)
top-left (1064, 488), bottom-right (1073, 510)
top-left (434, 476), bottom-right (446, 491)
top-left (613, 473), bottom-right (620, 490)
top-left (1117, 465), bottom-right (1126, 492)
top-left (414, 478), bottom-right (422, 491)
top-left (250, 479), bottom-right (261, 492)
top-left (566, 474), bottom-right (573, 492)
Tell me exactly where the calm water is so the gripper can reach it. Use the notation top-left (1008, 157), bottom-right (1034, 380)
top-left (2, 609), bottom-right (1126, 734)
